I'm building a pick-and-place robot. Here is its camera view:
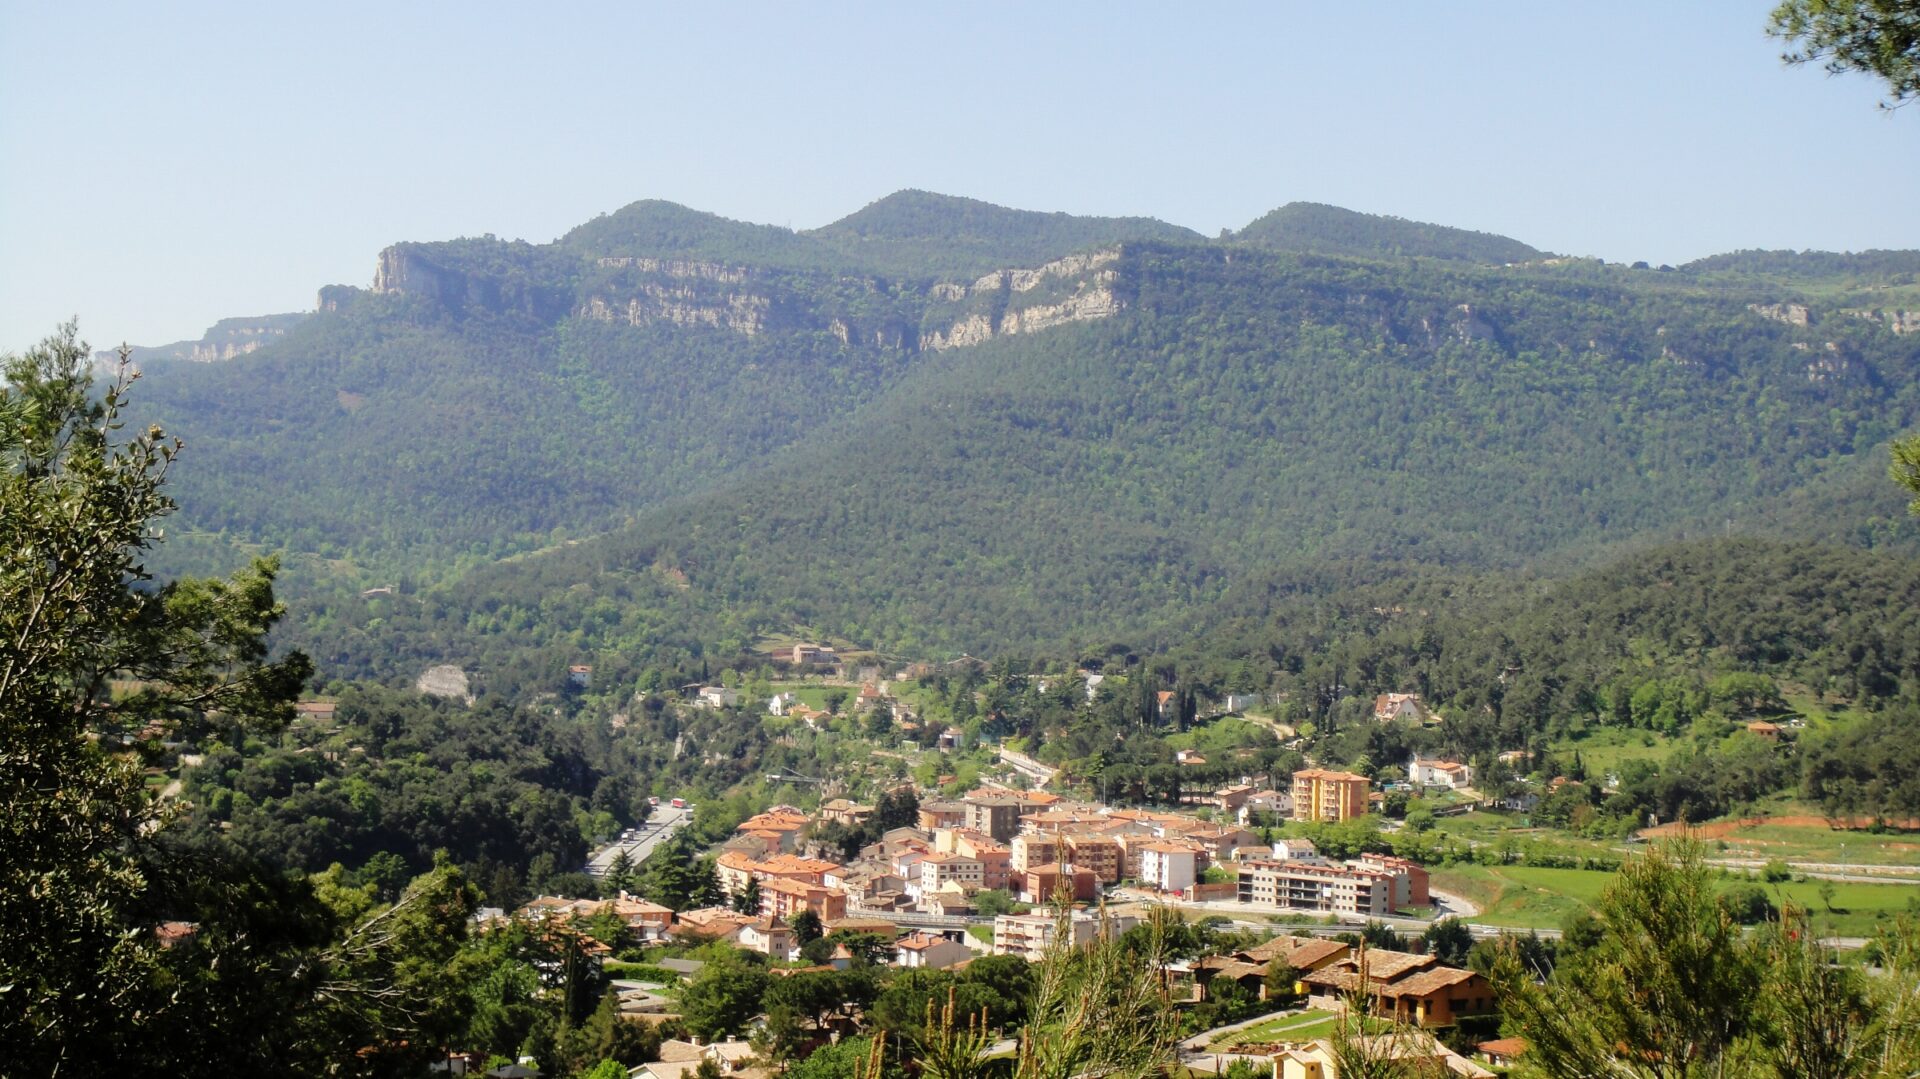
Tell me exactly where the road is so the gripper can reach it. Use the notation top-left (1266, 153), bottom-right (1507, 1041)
top-left (585, 804), bottom-right (690, 878)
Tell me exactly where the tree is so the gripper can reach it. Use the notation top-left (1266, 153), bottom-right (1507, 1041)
top-left (732, 876), bottom-right (762, 915)
top-left (679, 951), bottom-right (770, 1040)
top-left (1, 326), bottom-right (314, 1071)
top-left (790, 907), bottom-right (823, 944)
top-left (1420, 917), bottom-right (1473, 967)
top-left (606, 849), bottom-right (636, 895)
top-left (1769, 0), bottom-right (1920, 108)
top-left (1492, 840), bottom-right (1763, 1077)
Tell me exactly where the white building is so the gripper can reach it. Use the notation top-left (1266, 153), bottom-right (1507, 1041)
top-left (699, 685), bottom-right (741, 708)
top-left (991, 910), bottom-right (1140, 962)
top-left (894, 931), bottom-right (972, 969)
top-left (1408, 755), bottom-right (1474, 789)
top-left (1138, 842), bottom-right (1200, 894)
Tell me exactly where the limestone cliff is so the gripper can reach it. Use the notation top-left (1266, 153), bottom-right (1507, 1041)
top-left (96, 312), bottom-right (309, 366)
top-left (920, 247), bottom-right (1126, 351)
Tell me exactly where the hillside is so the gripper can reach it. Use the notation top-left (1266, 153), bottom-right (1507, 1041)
top-left (809, 189), bottom-right (1205, 279)
top-left (1233, 201), bottom-right (1545, 263)
top-left (409, 241), bottom-right (1920, 664)
top-left (118, 192), bottom-right (1920, 681)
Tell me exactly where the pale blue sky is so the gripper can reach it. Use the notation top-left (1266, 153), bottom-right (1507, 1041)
top-left (3, 2), bottom-right (1916, 351)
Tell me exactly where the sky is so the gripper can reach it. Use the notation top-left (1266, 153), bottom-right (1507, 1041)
top-left (3, 2), bottom-right (1917, 351)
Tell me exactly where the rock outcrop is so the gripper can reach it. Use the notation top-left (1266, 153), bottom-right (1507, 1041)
top-left (1748, 302), bottom-right (1812, 327)
top-left (920, 247), bottom-right (1125, 351)
top-left (579, 287), bottom-right (770, 337)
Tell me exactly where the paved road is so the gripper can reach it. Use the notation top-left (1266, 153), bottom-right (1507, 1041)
top-left (586, 804), bottom-right (690, 878)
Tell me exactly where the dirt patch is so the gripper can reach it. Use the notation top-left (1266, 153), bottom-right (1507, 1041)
top-left (1640, 814), bottom-right (1920, 839)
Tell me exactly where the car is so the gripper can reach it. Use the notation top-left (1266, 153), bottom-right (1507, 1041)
top-left (670, 797), bottom-right (686, 809)
top-left (648, 796), bottom-right (660, 806)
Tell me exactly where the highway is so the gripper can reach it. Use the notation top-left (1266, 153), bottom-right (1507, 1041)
top-left (585, 803), bottom-right (691, 878)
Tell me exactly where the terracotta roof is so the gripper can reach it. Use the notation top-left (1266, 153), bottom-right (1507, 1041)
top-left (1476, 1038), bottom-right (1527, 1059)
top-left (1379, 966), bottom-right (1482, 998)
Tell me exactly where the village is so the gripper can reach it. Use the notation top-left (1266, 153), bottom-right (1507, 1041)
top-left (459, 649), bottom-right (1516, 1078)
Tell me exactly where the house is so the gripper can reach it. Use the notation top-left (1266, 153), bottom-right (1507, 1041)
top-left (819, 799), bottom-right (875, 827)
top-left (736, 916), bottom-right (795, 960)
top-left (1373, 693), bottom-right (1431, 723)
top-left (605, 894), bottom-right (677, 938)
top-left (937, 725), bottom-right (966, 750)
top-left (1157, 691), bottom-right (1177, 720)
top-left (697, 685), bottom-right (741, 708)
top-left (1475, 1038), bottom-right (1527, 1068)
top-left (1408, 756), bottom-right (1475, 790)
top-left (1274, 1033), bottom-right (1494, 1078)
top-left (1300, 949), bottom-right (1497, 1028)
top-left (791, 643), bottom-right (837, 667)
top-left (1745, 720), bottom-right (1782, 740)
top-left (894, 931), bottom-right (972, 969)
top-left (671, 909), bottom-right (754, 947)
top-left (1292, 769), bottom-right (1372, 822)
top-left (1213, 779), bottom-right (1259, 806)
top-left (292, 700), bottom-right (338, 723)
top-left (567, 665), bottom-right (593, 688)
top-left (1191, 935), bottom-right (1352, 1000)
top-left (1222, 693), bottom-right (1261, 713)
top-left (1083, 672), bottom-right (1105, 701)
top-left (1271, 837), bottom-right (1322, 862)
top-left (1237, 788), bottom-right (1294, 825)
top-left (768, 692), bottom-right (799, 716)
top-left (634, 1040), bottom-right (758, 1079)
top-left (1175, 749), bottom-right (1207, 766)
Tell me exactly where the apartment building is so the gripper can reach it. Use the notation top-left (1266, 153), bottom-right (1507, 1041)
top-left (1010, 834), bottom-right (1060, 874)
top-left (1236, 859), bottom-right (1398, 917)
top-left (1062, 834), bottom-right (1123, 883)
top-left (1291, 768), bottom-right (1372, 822)
top-left (918, 852), bottom-right (984, 897)
top-left (991, 910), bottom-right (1139, 962)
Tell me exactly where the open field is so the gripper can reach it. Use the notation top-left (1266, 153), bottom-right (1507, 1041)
top-left (1549, 727), bottom-right (1675, 777)
top-left (1433, 863), bottom-right (1919, 937)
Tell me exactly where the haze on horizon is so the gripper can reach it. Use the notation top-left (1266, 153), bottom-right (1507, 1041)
top-left (3, 2), bottom-right (1917, 352)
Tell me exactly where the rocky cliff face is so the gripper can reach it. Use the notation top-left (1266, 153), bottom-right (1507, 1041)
top-left (96, 313), bottom-right (309, 366)
top-left (580, 287), bottom-right (770, 337)
top-left (920, 247), bottom-right (1125, 351)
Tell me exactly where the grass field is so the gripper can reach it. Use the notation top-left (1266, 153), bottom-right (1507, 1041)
top-left (1433, 863), bottom-right (1919, 937)
top-left (1549, 727), bottom-right (1675, 777)
top-left (1431, 865), bottom-right (1612, 930)
top-left (1210, 1009), bottom-right (1344, 1047)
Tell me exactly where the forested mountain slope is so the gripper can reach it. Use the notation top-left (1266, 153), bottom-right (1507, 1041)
top-left (117, 192), bottom-right (1920, 678)
top-left (460, 241), bottom-right (1920, 655)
